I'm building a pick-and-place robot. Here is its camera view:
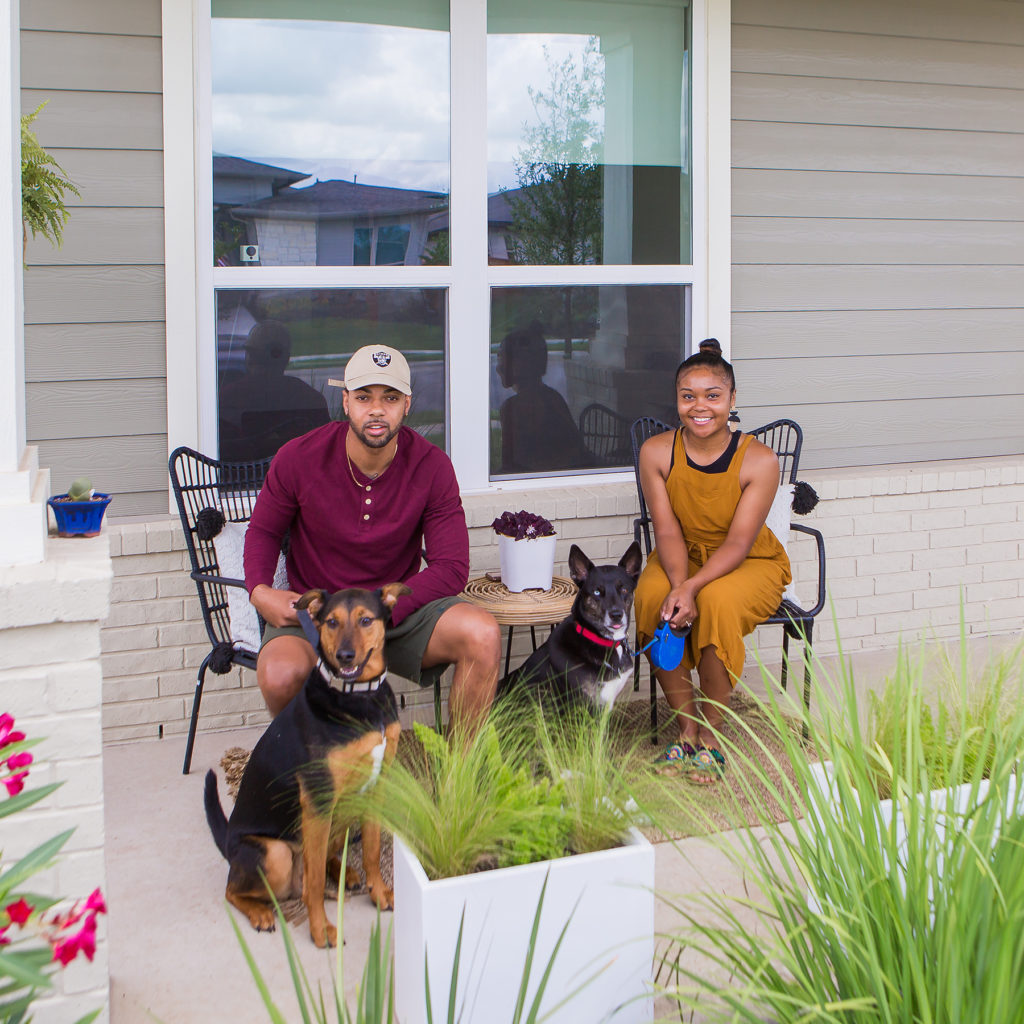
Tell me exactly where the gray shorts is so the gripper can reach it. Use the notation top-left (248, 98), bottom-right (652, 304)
top-left (261, 595), bottom-right (463, 687)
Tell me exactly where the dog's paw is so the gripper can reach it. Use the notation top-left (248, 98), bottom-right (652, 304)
top-left (310, 921), bottom-right (338, 948)
top-left (344, 865), bottom-right (362, 892)
top-left (246, 908), bottom-right (277, 934)
top-left (368, 882), bottom-right (394, 911)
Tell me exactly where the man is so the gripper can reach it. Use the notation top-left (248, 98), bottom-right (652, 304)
top-left (243, 344), bottom-right (501, 734)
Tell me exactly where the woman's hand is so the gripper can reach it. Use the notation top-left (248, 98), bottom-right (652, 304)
top-left (249, 584), bottom-right (302, 628)
top-left (660, 582), bottom-right (697, 630)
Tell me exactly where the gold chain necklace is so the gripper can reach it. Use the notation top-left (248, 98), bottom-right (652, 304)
top-left (345, 439), bottom-right (398, 490)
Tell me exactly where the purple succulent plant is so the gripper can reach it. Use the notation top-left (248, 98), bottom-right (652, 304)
top-left (491, 509), bottom-right (556, 540)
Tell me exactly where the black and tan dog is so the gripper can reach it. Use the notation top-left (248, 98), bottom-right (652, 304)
top-left (498, 542), bottom-right (643, 711)
top-left (204, 583), bottom-right (410, 947)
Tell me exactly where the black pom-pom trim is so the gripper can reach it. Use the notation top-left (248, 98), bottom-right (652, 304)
top-left (792, 480), bottom-right (819, 515)
top-left (195, 506), bottom-right (226, 541)
top-left (208, 642), bottom-right (237, 674)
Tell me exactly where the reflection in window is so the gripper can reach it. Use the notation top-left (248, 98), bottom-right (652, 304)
top-left (487, 0), bottom-right (691, 267)
top-left (211, 2), bottom-right (450, 267)
top-left (217, 289), bottom-right (447, 461)
top-left (490, 285), bottom-right (689, 478)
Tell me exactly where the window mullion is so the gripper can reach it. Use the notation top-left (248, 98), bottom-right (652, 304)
top-left (447, 0), bottom-right (490, 490)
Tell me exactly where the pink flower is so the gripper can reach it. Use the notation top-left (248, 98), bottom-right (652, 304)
top-left (5, 898), bottom-right (33, 926)
top-left (84, 889), bottom-right (106, 915)
top-left (50, 912), bottom-right (99, 966)
top-left (4, 751), bottom-right (32, 770)
top-left (3, 771), bottom-right (28, 797)
top-left (0, 714), bottom-right (25, 750)
top-left (0, 926), bottom-right (9, 947)
top-left (52, 933), bottom-right (79, 966)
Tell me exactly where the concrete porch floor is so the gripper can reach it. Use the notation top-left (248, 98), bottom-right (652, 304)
top-left (101, 637), bottom-right (1018, 1023)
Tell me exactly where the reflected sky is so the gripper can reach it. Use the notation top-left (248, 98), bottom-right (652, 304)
top-left (211, 18), bottom-right (599, 194)
top-left (212, 18), bottom-right (450, 192)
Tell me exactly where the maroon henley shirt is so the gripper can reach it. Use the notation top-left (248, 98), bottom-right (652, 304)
top-left (244, 421), bottom-right (469, 626)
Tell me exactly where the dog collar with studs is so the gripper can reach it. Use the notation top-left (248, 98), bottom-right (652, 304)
top-left (315, 659), bottom-right (387, 694)
top-left (574, 621), bottom-right (623, 653)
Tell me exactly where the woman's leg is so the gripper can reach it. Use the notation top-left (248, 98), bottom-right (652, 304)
top-left (649, 657), bottom-right (701, 747)
top-left (694, 644), bottom-right (732, 749)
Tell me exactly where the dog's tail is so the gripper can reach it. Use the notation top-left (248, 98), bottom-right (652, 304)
top-left (203, 769), bottom-right (229, 859)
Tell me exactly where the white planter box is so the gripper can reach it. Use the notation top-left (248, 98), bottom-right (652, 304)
top-left (393, 828), bottom-right (654, 1024)
top-left (498, 533), bottom-right (556, 592)
top-left (806, 760), bottom-right (1024, 903)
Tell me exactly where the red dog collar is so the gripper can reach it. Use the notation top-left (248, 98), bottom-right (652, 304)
top-left (574, 622), bottom-right (622, 651)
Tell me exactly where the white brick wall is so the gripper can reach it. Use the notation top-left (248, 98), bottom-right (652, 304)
top-left (100, 455), bottom-right (1024, 742)
top-left (0, 535), bottom-right (112, 1024)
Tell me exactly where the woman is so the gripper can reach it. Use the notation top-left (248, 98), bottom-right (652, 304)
top-left (633, 339), bottom-right (791, 782)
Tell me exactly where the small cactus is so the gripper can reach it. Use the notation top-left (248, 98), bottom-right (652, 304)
top-left (67, 476), bottom-right (94, 502)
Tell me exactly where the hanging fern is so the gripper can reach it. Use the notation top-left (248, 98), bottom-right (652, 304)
top-left (21, 102), bottom-right (80, 249)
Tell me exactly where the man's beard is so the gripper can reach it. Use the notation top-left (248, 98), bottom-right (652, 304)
top-left (350, 417), bottom-right (404, 450)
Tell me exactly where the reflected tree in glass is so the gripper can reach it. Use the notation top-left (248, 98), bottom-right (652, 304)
top-left (506, 38), bottom-right (604, 269)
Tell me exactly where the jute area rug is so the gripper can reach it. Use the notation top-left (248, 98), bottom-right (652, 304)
top-left (218, 692), bottom-right (805, 925)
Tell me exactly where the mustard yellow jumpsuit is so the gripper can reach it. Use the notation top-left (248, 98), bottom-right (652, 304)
top-left (633, 430), bottom-right (792, 684)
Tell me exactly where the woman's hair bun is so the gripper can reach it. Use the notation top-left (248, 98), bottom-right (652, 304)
top-left (698, 337), bottom-right (722, 356)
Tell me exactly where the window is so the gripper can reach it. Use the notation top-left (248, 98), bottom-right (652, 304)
top-left (172, 0), bottom-right (721, 490)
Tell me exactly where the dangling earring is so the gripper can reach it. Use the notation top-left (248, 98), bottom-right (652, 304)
top-left (728, 406), bottom-right (740, 426)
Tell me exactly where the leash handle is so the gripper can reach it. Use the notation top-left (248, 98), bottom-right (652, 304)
top-left (296, 606), bottom-right (321, 650)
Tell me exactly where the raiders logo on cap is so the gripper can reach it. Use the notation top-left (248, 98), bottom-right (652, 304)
top-left (372, 351), bottom-right (392, 368)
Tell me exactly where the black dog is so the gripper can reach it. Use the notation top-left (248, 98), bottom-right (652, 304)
top-left (204, 583), bottom-right (409, 948)
top-left (498, 542), bottom-right (643, 711)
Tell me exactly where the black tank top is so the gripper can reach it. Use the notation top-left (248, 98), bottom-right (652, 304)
top-left (669, 428), bottom-right (741, 475)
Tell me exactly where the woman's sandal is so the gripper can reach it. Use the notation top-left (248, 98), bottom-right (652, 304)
top-left (654, 741), bottom-right (697, 776)
top-left (687, 746), bottom-right (726, 784)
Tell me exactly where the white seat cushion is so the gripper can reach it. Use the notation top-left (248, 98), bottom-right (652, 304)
top-left (764, 483), bottom-right (800, 606)
top-left (211, 520), bottom-right (289, 652)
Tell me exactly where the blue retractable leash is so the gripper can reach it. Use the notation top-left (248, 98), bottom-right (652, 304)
top-left (636, 620), bottom-right (691, 672)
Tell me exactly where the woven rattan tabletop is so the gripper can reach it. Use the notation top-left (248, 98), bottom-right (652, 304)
top-left (460, 575), bottom-right (577, 627)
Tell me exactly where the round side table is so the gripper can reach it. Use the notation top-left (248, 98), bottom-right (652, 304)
top-left (461, 576), bottom-right (577, 676)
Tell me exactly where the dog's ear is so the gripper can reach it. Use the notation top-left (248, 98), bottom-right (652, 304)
top-left (618, 541), bottom-right (643, 583)
top-left (295, 589), bottom-right (328, 620)
top-left (378, 582), bottom-right (412, 611)
top-left (567, 544), bottom-right (593, 585)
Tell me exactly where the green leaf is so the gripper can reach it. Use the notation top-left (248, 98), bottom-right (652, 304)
top-left (0, 829), bottom-right (74, 898)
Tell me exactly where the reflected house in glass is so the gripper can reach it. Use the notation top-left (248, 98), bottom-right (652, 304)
top-left (212, 155), bottom-right (309, 266)
top-left (221, 169), bottom-right (448, 268)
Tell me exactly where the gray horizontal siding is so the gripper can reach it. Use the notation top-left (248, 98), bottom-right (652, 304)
top-left (733, 25), bottom-right (1024, 88)
top-left (734, 266), bottom-right (1024, 312)
top-left (734, 219), bottom-right (1024, 265)
top-left (21, 0), bottom-right (168, 518)
top-left (25, 323), bottom-right (167, 381)
top-left (24, 209), bottom-right (166, 265)
top-left (22, 0), bottom-right (160, 35)
top-left (24, 267), bottom-right (165, 324)
top-left (731, 170), bottom-right (1024, 221)
top-left (39, 149), bottom-right (164, 208)
top-left (734, 75), bottom-right (1024, 134)
top-left (36, 435), bottom-right (170, 512)
top-left (732, 0), bottom-right (1024, 46)
top-left (27, 380), bottom-right (167, 440)
top-left (732, 308), bottom-right (1024, 358)
top-left (21, 32), bottom-right (163, 92)
top-left (735, 123), bottom-right (1023, 177)
top-left (732, 0), bottom-right (1024, 469)
top-left (22, 89), bottom-right (163, 150)
top-left (741, 397), bottom-right (1024, 471)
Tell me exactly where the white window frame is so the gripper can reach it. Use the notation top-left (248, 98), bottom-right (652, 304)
top-left (162, 0), bottom-right (731, 506)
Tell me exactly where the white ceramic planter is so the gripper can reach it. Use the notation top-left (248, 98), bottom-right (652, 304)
top-left (498, 533), bottom-right (556, 592)
top-left (393, 828), bottom-right (654, 1024)
top-left (806, 760), bottom-right (1024, 904)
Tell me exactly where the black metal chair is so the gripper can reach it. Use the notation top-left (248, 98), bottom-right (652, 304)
top-left (629, 418), bottom-right (827, 741)
top-left (170, 445), bottom-right (446, 774)
top-left (578, 402), bottom-right (633, 467)
top-left (169, 446), bottom-right (274, 774)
